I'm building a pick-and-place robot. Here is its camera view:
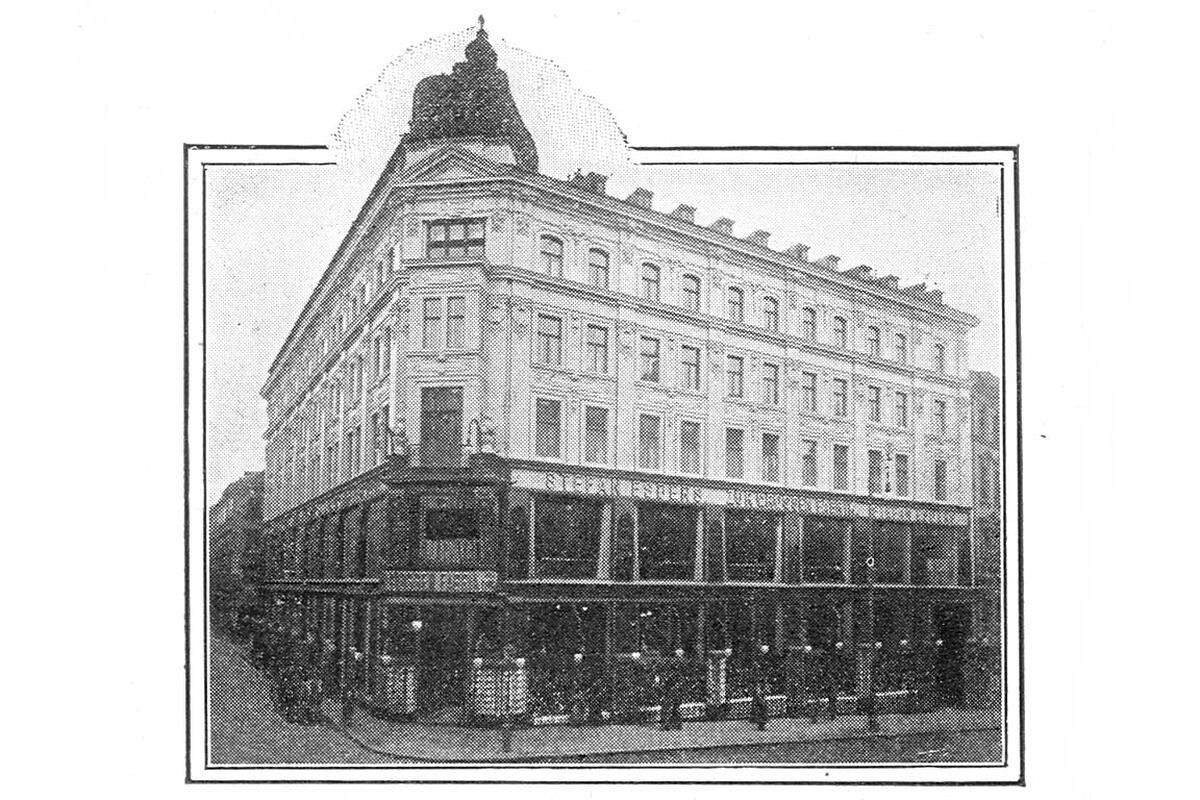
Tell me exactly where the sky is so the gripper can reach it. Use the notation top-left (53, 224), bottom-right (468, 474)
top-left (204, 26), bottom-right (1002, 508)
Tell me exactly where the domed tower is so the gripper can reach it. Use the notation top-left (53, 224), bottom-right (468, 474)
top-left (400, 19), bottom-right (539, 172)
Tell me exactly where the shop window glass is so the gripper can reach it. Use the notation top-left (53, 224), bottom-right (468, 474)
top-left (638, 503), bottom-right (697, 581)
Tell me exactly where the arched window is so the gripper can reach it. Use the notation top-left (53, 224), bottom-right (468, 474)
top-left (802, 307), bottom-right (817, 340)
top-left (763, 296), bottom-right (780, 330)
top-left (681, 274), bottom-right (701, 311)
top-left (833, 316), bottom-right (848, 348)
top-left (588, 248), bottom-right (609, 288)
top-left (934, 343), bottom-right (947, 374)
top-left (539, 235), bottom-right (564, 276)
top-left (867, 325), bottom-right (881, 356)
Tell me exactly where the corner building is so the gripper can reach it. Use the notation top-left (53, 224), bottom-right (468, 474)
top-left (258, 27), bottom-right (981, 723)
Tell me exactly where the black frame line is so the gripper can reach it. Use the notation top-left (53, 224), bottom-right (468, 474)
top-left (183, 143), bottom-right (1022, 785)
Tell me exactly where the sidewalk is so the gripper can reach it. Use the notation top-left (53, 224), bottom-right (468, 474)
top-left (327, 704), bottom-right (1001, 763)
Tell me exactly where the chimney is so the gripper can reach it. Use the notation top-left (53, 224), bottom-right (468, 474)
top-left (813, 254), bottom-right (841, 271)
top-left (669, 204), bottom-right (696, 223)
top-left (926, 289), bottom-right (944, 304)
top-left (746, 230), bottom-right (771, 248)
top-left (709, 217), bottom-right (735, 236)
top-left (626, 187), bottom-right (654, 209)
top-left (569, 170), bottom-right (609, 195)
top-left (903, 282), bottom-right (927, 297)
top-left (879, 275), bottom-right (900, 289)
top-left (783, 243), bottom-right (811, 262)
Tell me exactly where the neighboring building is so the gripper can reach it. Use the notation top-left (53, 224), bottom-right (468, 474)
top-left (209, 471), bottom-right (265, 631)
top-left (970, 371), bottom-right (1002, 644)
top-left (256, 26), bottom-right (980, 721)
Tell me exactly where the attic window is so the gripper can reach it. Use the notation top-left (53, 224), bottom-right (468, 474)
top-left (427, 219), bottom-right (485, 260)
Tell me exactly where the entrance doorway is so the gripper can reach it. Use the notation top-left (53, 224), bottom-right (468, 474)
top-left (932, 603), bottom-right (971, 707)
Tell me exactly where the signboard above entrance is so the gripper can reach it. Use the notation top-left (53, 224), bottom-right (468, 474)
top-left (511, 468), bottom-right (967, 527)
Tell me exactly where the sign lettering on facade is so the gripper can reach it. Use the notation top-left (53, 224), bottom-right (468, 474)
top-left (514, 468), bottom-right (967, 527)
top-left (382, 570), bottom-right (499, 594)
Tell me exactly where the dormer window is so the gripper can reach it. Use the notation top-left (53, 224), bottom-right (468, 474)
top-left (539, 235), bottom-right (564, 277)
top-left (427, 219), bottom-right (485, 259)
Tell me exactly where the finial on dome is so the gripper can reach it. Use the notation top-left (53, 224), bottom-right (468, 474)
top-left (478, 15), bottom-right (485, 32)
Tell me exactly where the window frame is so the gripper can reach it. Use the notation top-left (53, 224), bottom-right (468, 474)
top-left (535, 313), bottom-right (564, 366)
top-left (581, 403), bottom-right (612, 466)
top-left (832, 377), bottom-right (849, 417)
top-left (641, 263), bottom-right (661, 302)
top-left (680, 343), bottom-right (702, 391)
top-left (637, 412), bottom-right (665, 471)
top-left (588, 248), bottom-right (610, 288)
top-left (762, 361), bottom-right (780, 405)
top-left (584, 323), bottom-right (610, 374)
top-left (678, 418), bottom-right (704, 476)
top-left (833, 315), bottom-right (848, 348)
top-left (681, 273), bottom-right (701, 312)
top-left (426, 218), bottom-right (486, 260)
top-left (761, 431), bottom-right (782, 483)
top-left (895, 332), bottom-right (908, 364)
top-left (533, 395), bottom-right (565, 460)
top-left (802, 306), bottom-right (817, 341)
top-left (896, 391), bottom-right (909, 429)
top-left (801, 371), bottom-right (818, 413)
top-left (639, 335), bottom-right (661, 383)
top-left (763, 295), bottom-right (780, 331)
top-left (801, 438), bottom-right (819, 487)
top-left (724, 426), bottom-right (746, 479)
top-left (832, 443), bottom-right (850, 491)
top-left (867, 325), bottom-right (882, 357)
top-left (727, 354), bottom-right (745, 398)
top-left (539, 234), bottom-right (564, 277)
top-left (868, 385), bottom-right (882, 422)
top-left (445, 295), bottom-right (466, 349)
top-left (728, 286), bottom-right (745, 322)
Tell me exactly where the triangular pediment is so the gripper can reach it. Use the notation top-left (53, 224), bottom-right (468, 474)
top-left (398, 142), bottom-right (509, 184)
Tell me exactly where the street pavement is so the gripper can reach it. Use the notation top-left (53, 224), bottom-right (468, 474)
top-left (207, 633), bottom-right (393, 764)
top-left (207, 632), bottom-right (1001, 766)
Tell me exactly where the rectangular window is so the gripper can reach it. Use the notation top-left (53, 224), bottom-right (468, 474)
top-left (832, 377), bottom-right (848, 416)
top-left (896, 333), bottom-right (908, 364)
top-left (895, 453), bottom-right (910, 497)
top-left (762, 363), bottom-right (780, 405)
top-left (680, 344), bottom-right (701, 390)
top-left (536, 314), bottom-right (563, 365)
top-left (640, 336), bottom-right (661, 382)
top-left (762, 432), bottom-right (781, 483)
top-left (934, 459), bottom-right (948, 500)
top-left (682, 274), bottom-right (701, 311)
top-left (802, 439), bottom-right (818, 487)
top-left (583, 406), bottom-right (609, 464)
top-left (802, 371), bottom-right (818, 412)
top-left (868, 385), bottom-right (882, 422)
top-left (727, 355), bottom-right (744, 398)
top-left (638, 504), bottom-right (697, 581)
top-left (539, 235), bottom-right (564, 276)
top-left (802, 307), bottom-right (817, 340)
top-left (585, 325), bottom-right (609, 373)
top-left (728, 287), bottom-right (744, 322)
top-left (535, 496), bottom-right (603, 578)
top-left (445, 296), bottom-right (465, 348)
top-left (726, 510), bottom-right (776, 581)
top-left (868, 449), bottom-right (884, 494)
top-left (867, 325), bottom-right (881, 356)
top-left (642, 264), bottom-right (661, 302)
top-left (833, 316), bottom-right (848, 348)
top-left (588, 249), bottom-right (609, 288)
top-left (725, 428), bottom-right (745, 478)
top-left (534, 397), bottom-right (563, 459)
top-left (896, 391), bottom-right (909, 428)
top-left (934, 399), bottom-right (948, 435)
top-left (802, 517), bottom-right (848, 583)
top-left (679, 420), bottom-right (702, 475)
top-left (934, 343), bottom-right (947, 373)
top-left (427, 219), bottom-right (485, 259)
top-left (763, 296), bottom-right (779, 330)
top-left (638, 413), bottom-right (663, 470)
top-left (421, 297), bottom-right (441, 350)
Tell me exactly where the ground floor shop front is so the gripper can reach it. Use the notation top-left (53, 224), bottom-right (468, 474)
top-left (257, 582), bottom-right (993, 727)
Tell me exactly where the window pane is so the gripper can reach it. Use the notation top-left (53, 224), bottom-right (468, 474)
top-left (537, 315), bottom-right (562, 365)
top-left (640, 337), bottom-right (660, 382)
top-left (802, 440), bottom-right (818, 486)
top-left (868, 450), bottom-right (884, 494)
top-left (586, 325), bottom-right (608, 373)
top-left (583, 407), bottom-right (609, 464)
top-left (762, 433), bottom-right (780, 483)
top-left (536, 497), bottom-right (603, 579)
top-left (446, 296), bottom-right (465, 348)
top-left (540, 235), bottom-right (563, 276)
top-left (895, 453), bottom-right (910, 496)
top-left (682, 275), bottom-right (700, 311)
top-left (833, 378), bottom-right (848, 416)
top-left (589, 250), bottom-right (609, 288)
top-left (802, 307), bottom-right (816, 340)
top-left (680, 420), bottom-right (702, 474)
top-left (638, 504), bottom-right (697, 581)
top-left (802, 372), bottom-right (817, 412)
top-left (727, 356), bottom-right (744, 397)
top-left (642, 264), bottom-right (660, 301)
top-left (764, 297), bottom-right (779, 330)
top-left (726, 510), bottom-right (776, 581)
top-left (762, 363), bottom-right (779, 404)
top-left (728, 288), bottom-right (744, 321)
top-left (534, 398), bottom-right (562, 458)
top-left (833, 445), bottom-right (849, 490)
top-left (803, 517), bottom-right (847, 582)
top-left (934, 460), bottom-right (948, 500)
top-left (422, 297), bottom-right (441, 349)
top-left (639, 414), bottom-right (662, 470)
top-left (681, 345), bottom-right (700, 390)
top-left (725, 428), bottom-right (744, 478)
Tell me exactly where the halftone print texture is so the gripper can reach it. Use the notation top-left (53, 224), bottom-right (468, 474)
top-left (202, 18), bottom-right (1009, 773)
